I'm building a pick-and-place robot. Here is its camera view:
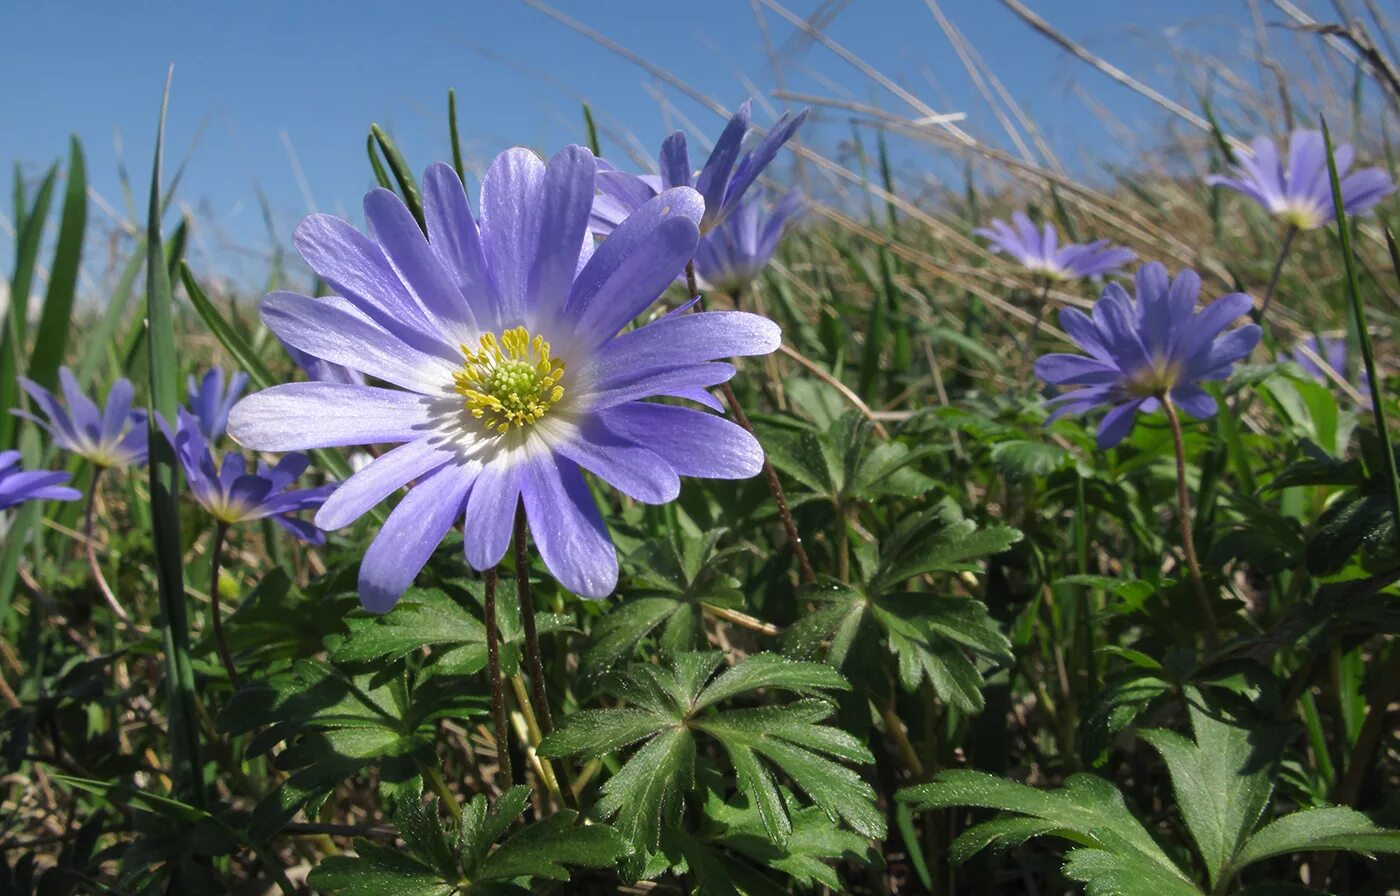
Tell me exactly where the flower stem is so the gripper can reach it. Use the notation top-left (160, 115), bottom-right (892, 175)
top-left (483, 567), bottom-right (514, 790)
top-left (511, 506), bottom-right (578, 809)
top-left (83, 466), bottom-right (132, 626)
top-left (1021, 277), bottom-right (1052, 380)
top-left (207, 522), bottom-right (239, 689)
top-left (1254, 224), bottom-right (1297, 328)
top-left (687, 260), bottom-right (815, 584)
top-left (1161, 393), bottom-right (1218, 649)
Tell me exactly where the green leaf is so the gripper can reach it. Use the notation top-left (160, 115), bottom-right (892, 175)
top-left (593, 725), bottom-right (696, 851)
top-left (1139, 695), bottom-right (1280, 889)
top-left (1234, 806), bottom-right (1400, 869)
top-left (1, 165), bottom-right (57, 449)
top-left (26, 136), bottom-right (86, 391)
top-left (693, 653), bottom-right (850, 710)
top-left (873, 506), bottom-right (1021, 591)
top-left (478, 810), bottom-right (630, 882)
top-left (537, 708), bottom-right (673, 759)
top-left (309, 843), bottom-right (454, 896)
top-left (901, 770), bottom-right (1194, 889)
top-left (989, 439), bottom-right (1069, 478)
top-left (329, 588), bottom-right (487, 669)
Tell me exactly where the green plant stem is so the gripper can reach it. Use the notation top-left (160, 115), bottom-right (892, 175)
top-left (1161, 393), bottom-right (1218, 649)
top-left (508, 674), bottom-right (566, 807)
top-left (1315, 645), bottom-right (1400, 887)
top-left (483, 567), bottom-right (514, 790)
top-left (513, 506), bottom-right (578, 809)
top-left (1254, 224), bottom-right (1297, 328)
top-left (207, 522), bottom-right (239, 689)
top-left (687, 260), bottom-right (815, 584)
top-left (83, 466), bottom-right (130, 626)
top-left (1021, 276), bottom-right (1052, 380)
top-left (420, 759), bottom-right (463, 823)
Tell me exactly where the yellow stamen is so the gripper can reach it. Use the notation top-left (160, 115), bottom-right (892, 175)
top-left (453, 326), bottom-right (566, 433)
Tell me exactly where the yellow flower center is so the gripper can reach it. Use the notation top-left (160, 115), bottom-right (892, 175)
top-left (453, 326), bottom-right (566, 433)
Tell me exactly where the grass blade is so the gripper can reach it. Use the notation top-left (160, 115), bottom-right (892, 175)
top-left (1, 165), bottom-right (58, 449)
top-left (74, 240), bottom-right (145, 387)
top-left (1322, 117), bottom-right (1400, 544)
top-left (583, 102), bottom-right (602, 156)
top-left (370, 123), bottom-right (424, 233)
top-left (367, 134), bottom-right (393, 191)
top-left (449, 89), bottom-right (466, 183)
top-left (146, 68), bottom-right (205, 807)
top-left (27, 137), bottom-right (88, 391)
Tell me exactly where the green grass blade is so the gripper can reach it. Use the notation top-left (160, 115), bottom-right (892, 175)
top-left (370, 123), bottom-right (424, 232)
top-left (449, 89), bottom-right (466, 182)
top-left (1, 165), bottom-right (58, 449)
top-left (1323, 118), bottom-right (1400, 545)
top-left (27, 137), bottom-right (87, 390)
top-left (582, 103), bottom-right (601, 157)
top-left (145, 69), bottom-right (205, 807)
top-left (367, 134), bottom-right (393, 191)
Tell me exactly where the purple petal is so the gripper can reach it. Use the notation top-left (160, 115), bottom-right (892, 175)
top-left (477, 147), bottom-right (545, 325)
top-left (694, 102), bottom-right (751, 228)
top-left (584, 311), bottom-right (780, 394)
top-left (364, 188), bottom-right (477, 343)
top-left (293, 214), bottom-right (451, 357)
top-left (260, 292), bottom-right (457, 393)
top-left (316, 437), bottom-right (462, 530)
top-left (1170, 385), bottom-right (1218, 420)
top-left (358, 463), bottom-right (476, 613)
top-left (1034, 354), bottom-right (1122, 386)
top-left (658, 132), bottom-right (692, 190)
top-left (1096, 400), bottom-right (1143, 449)
top-left (564, 187), bottom-right (703, 346)
top-left (462, 455), bottom-right (522, 570)
top-left (1340, 167), bottom-right (1395, 215)
top-left (601, 402), bottom-right (763, 479)
top-left (422, 162), bottom-right (501, 331)
top-left (228, 383), bottom-right (434, 451)
top-left (528, 145), bottom-right (596, 326)
top-left (520, 453), bottom-right (617, 598)
top-left (101, 378), bottom-right (136, 443)
top-left (720, 107), bottom-right (809, 227)
top-left (551, 418), bottom-right (679, 503)
top-left (589, 363), bottom-right (736, 410)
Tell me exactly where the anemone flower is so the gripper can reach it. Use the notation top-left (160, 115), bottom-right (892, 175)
top-left (165, 410), bottom-right (332, 544)
top-left (975, 212), bottom-right (1134, 280)
top-left (0, 450), bottom-right (80, 511)
top-left (1207, 129), bottom-right (1393, 230)
top-left (591, 100), bottom-right (808, 237)
top-left (694, 190), bottom-right (804, 298)
top-left (187, 367), bottom-right (249, 441)
top-left (1034, 263), bottom-right (1261, 449)
top-left (14, 369), bottom-right (147, 468)
top-left (228, 147), bottom-right (780, 611)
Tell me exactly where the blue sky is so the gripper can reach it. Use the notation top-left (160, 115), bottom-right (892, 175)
top-left (2, 1), bottom-right (1264, 287)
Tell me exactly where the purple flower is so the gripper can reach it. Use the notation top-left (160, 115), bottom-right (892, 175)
top-left (227, 147), bottom-right (779, 611)
top-left (1206, 129), bottom-right (1394, 230)
top-left (164, 410), bottom-right (332, 544)
top-left (975, 212), bottom-right (1134, 280)
top-left (1034, 263), bottom-right (1262, 449)
top-left (592, 100), bottom-right (808, 236)
top-left (13, 368), bottom-right (148, 468)
top-left (1288, 335), bottom-right (1371, 396)
top-left (0, 450), bottom-right (80, 510)
top-left (187, 367), bottom-right (248, 441)
top-left (694, 190), bottom-right (804, 297)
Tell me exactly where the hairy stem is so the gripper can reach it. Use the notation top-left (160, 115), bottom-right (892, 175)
top-left (688, 260), bottom-right (815, 584)
top-left (484, 567), bottom-right (514, 790)
top-left (1021, 276), bottom-right (1052, 380)
top-left (84, 466), bottom-right (132, 625)
top-left (1161, 393), bottom-right (1219, 649)
top-left (513, 506), bottom-right (577, 808)
top-left (1254, 224), bottom-right (1298, 328)
top-left (207, 522), bottom-right (239, 689)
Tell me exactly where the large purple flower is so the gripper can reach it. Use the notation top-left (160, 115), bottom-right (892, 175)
top-left (975, 212), bottom-right (1134, 280)
top-left (694, 190), bottom-right (804, 297)
top-left (187, 367), bottom-right (248, 441)
top-left (165, 410), bottom-right (332, 544)
top-left (0, 450), bottom-right (80, 510)
top-left (228, 147), bottom-right (779, 611)
top-left (13, 369), bottom-right (148, 468)
top-left (1206, 129), bottom-right (1394, 230)
top-left (592, 100), bottom-right (808, 236)
top-left (1034, 263), bottom-right (1261, 448)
